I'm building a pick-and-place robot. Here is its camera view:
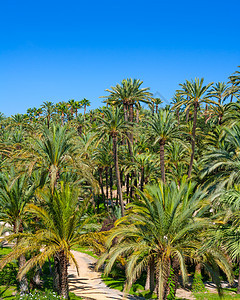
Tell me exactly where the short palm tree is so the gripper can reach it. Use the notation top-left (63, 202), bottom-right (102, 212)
top-left (0, 170), bottom-right (36, 294)
top-left (98, 179), bottom-right (212, 300)
top-left (0, 182), bottom-right (102, 299)
top-left (201, 125), bottom-right (240, 189)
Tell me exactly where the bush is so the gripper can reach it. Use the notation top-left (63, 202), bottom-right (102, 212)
top-left (192, 273), bottom-right (206, 293)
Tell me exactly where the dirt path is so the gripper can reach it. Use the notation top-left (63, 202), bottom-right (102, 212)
top-left (68, 250), bottom-right (144, 300)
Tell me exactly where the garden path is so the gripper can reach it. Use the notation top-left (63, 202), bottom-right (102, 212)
top-left (68, 250), bottom-right (144, 300)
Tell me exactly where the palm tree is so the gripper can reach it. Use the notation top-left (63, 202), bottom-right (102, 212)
top-left (95, 107), bottom-right (129, 216)
top-left (56, 102), bottom-right (68, 125)
top-left (104, 78), bottom-right (152, 146)
top-left (14, 125), bottom-right (93, 193)
top-left (41, 101), bottom-right (55, 128)
top-left (0, 170), bottom-right (36, 295)
top-left (174, 78), bottom-right (215, 177)
top-left (98, 179), bottom-right (228, 300)
top-left (0, 183), bottom-right (101, 299)
top-left (152, 97), bottom-right (163, 113)
top-left (145, 110), bottom-right (180, 183)
top-left (201, 125), bottom-right (240, 189)
top-left (80, 98), bottom-right (91, 116)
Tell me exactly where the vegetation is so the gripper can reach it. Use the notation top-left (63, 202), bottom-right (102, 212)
top-left (0, 69), bottom-right (240, 300)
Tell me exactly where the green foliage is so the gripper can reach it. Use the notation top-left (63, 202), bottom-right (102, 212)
top-left (192, 273), bottom-right (206, 293)
top-left (167, 267), bottom-right (175, 300)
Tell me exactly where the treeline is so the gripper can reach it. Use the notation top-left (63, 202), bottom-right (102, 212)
top-left (0, 68), bottom-right (240, 300)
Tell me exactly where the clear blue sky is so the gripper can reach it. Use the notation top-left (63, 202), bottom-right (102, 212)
top-left (0, 0), bottom-right (239, 116)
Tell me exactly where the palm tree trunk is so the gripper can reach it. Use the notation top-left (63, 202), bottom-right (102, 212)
top-left (129, 104), bottom-right (134, 145)
top-left (145, 257), bottom-right (155, 292)
top-left (19, 254), bottom-right (29, 295)
top-left (112, 136), bottom-right (124, 216)
top-left (160, 140), bottom-right (166, 184)
top-left (105, 167), bottom-right (109, 200)
top-left (186, 107), bottom-right (189, 123)
top-left (126, 174), bottom-right (129, 203)
top-left (99, 168), bottom-right (105, 206)
top-left (136, 107), bottom-right (139, 123)
top-left (53, 254), bottom-right (61, 294)
top-left (59, 251), bottom-right (69, 299)
top-left (188, 101), bottom-right (198, 178)
top-left (110, 167), bottom-right (113, 203)
top-left (16, 221), bottom-right (28, 295)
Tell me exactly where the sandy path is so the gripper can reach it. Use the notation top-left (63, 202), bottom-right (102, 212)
top-left (68, 250), bottom-right (143, 300)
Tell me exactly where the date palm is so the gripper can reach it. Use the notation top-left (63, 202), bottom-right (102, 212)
top-left (201, 125), bottom-right (240, 189)
top-left (0, 170), bottom-right (36, 295)
top-left (0, 183), bottom-right (101, 299)
top-left (80, 98), bottom-right (91, 116)
top-left (174, 78), bottom-right (215, 177)
top-left (145, 110), bottom-right (180, 183)
top-left (41, 101), bottom-right (55, 128)
top-left (56, 102), bottom-right (68, 125)
top-left (104, 78), bottom-right (152, 148)
top-left (14, 125), bottom-right (93, 193)
top-left (98, 179), bottom-right (213, 300)
top-left (95, 107), bottom-right (129, 216)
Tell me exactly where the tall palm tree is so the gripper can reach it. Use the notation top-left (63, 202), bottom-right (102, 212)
top-left (104, 78), bottom-right (152, 146)
top-left (0, 183), bottom-right (101, 299)
top-left (0, 170), bottom-right (36, 295)
top-left (80, 98), bottom-right (91, 116)
top-left (56, 102), bottom-right (68, 125)
top-left (174, 78), bottom-right (215, 177)
top-left (41, 101), bottom-right (55, 128)
top-left (96, 107), bottom-right (129, 216)
top-left (145, 110), bottom-right (180, 183)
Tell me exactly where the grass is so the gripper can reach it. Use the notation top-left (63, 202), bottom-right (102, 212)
top-left (194, 288), bottom-right (240, 300)
top-left (72, 245), bottom-right (98, 259)
top-left (0, 285), bottom-right (16, 299)
top-left (0, 247), bottom-right (83, 299)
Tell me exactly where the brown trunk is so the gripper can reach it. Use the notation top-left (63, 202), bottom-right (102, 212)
top-left (136, 107), bottom-right (139, 123)
top-left (186, 107), bottom-right (189, 123)
top-left (110, 167), bottom-right (113, 203)
top-left (53, 254), bottom-right (61, 294)
top-left (160, 140), bottom-right (166, 184)
top-left (19, 254), bottom-right (29, 295)
top-left (156, 104), bottom-right (158, 113)
top-left (61, 113), bottom-right (64, 126)
top-left (112, 136), bottom-right (124, 216)
top-left (188, 101), bottom-right (198, 178)
top-left (126, 174), bottom-right (129, 203)
top-left (59, 251), bottom-right (69, 299)
top-left (145, 256), bottom-right (155, 292)
top-left (123, 103), bottom-right (129, 122)
top-left (99, 168), bottom-right (105, 205)
top-left (129, 104), bottom-right (134, 145)
top-left (15, 221), bottom-right (28, 295)
top-left (105, 167), bottom-right (109, 200)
